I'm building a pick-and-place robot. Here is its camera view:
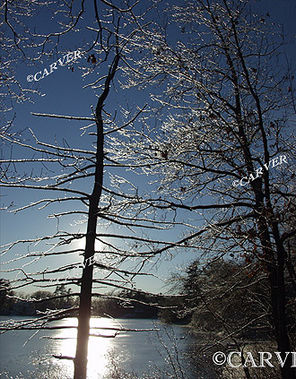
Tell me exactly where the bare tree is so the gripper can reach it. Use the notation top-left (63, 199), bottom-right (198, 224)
top-left (119, 0), bottom-right (296, 378)
top-left (1, 1), bottom-right (183, 378)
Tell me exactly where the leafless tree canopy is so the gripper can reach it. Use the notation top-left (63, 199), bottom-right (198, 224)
top-left (1, 0), bottom-right (296, 378)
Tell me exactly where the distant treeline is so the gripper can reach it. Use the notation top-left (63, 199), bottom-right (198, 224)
top-left (2, 257), bottom-right (295, 339)
top-left (0, 281), bottom-right (184, 319)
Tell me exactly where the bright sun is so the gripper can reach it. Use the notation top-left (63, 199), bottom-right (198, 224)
top-left (54, 317), bottom-right (117, 378)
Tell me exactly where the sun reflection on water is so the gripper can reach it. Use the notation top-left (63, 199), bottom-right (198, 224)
top-left (55, 317), bottom-right (117, 379)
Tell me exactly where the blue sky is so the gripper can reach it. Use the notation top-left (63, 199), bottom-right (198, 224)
top-left (1, 0), bottom-right (295, 295)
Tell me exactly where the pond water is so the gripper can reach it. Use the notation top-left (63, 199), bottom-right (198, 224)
top-left (0, 316), bottom-right (201, 379)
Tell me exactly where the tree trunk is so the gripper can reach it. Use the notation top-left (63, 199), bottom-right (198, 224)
top-left (270, 262), bottom-right (295, 379)
top-left (254, 189), bottom-right (295, 379)
top-left (73, 203), bottom-right (99, 379)
top-left (74, 114), bottom-right (104, 379)
top-left (73, 54), bottom-right (119, 379)
top-left (270, 224), bottom-right (295, 379)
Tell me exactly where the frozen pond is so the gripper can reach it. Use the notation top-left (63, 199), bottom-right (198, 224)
top-left (0, 316), bottom-right (197, 378)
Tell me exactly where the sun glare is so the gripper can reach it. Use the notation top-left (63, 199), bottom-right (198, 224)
top-left (74, 237), bottom-right (105, 255)
top-left (55, 317), bottom-right (117, 378)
